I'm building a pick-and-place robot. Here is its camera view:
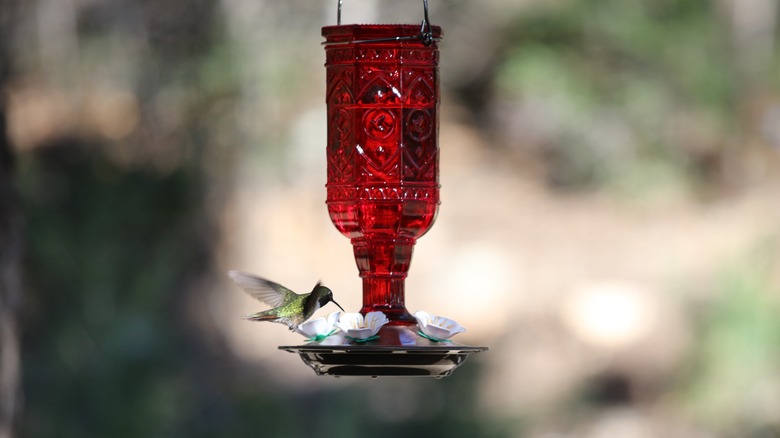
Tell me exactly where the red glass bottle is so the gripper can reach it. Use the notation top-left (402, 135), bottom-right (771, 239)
top-left (323, 25), bottom-right (442, 324)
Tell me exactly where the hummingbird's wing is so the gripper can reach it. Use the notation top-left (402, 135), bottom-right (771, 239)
top-left (228, 271), bottom-right (296, 308)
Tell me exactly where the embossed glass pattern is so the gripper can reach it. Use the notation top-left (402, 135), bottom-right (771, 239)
top-left (323, 25), bottom-right (442, 324)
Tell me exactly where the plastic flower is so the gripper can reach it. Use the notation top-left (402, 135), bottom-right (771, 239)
top-left (295, 312), bottom-right (340, 341)
top-left (335, 311), bottom-right (389, 342)
top-left (414, 311), bottom-right (466, 341)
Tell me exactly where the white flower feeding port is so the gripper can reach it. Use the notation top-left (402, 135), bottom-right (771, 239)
top-left (279, 0), bottom-right (486, 378)
top-left (295, 312), bottom-right (341, 342)
top-left (414, 312), bottom-right (467, 342)
top-left (335, 312), bottom-right (389, 342)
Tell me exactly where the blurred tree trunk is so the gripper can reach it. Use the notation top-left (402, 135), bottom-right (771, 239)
top-left (0, 2), bottom-right (22, 437)
top-left (0, 112), bottom-right (21, 438)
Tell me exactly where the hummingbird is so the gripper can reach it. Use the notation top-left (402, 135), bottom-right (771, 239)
top-left (228, 270), bottom-right (344, 331)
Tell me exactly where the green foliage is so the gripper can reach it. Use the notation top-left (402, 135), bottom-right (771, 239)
top-left (678, 239), bottom-right (780, 435)
top-left (493, 0), bottom-right (746, 194)
top-left (19, 146), bottom-right (209, 438)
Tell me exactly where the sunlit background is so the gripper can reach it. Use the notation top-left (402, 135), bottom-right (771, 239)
top-left (2, 0), bottom-right (780, 436)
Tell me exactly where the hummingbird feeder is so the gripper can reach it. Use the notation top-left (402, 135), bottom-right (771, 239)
top-left (280, 0), bottom-right (486, 377)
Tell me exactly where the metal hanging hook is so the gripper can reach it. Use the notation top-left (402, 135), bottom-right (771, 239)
top-left (333, 0), bottom-right (437, 46)
top-left (419, 0), bottom-right (433, 45)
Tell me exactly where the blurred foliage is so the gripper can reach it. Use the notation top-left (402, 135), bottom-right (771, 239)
top-left (679, 239), bottom-right (780, 435)
top-left (5, 0), bottom-right (780, 436)
top-left (486, 0), bottom-right (777, 195)
top-left (225, 362), bottom-right (510, 438)
top-left (18, 143), bottom-right (214, 437)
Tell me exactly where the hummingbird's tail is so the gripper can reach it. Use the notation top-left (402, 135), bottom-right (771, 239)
top-left (243, 311), bottom-right (296, 330)
top-left (243, 311), bottom-right (277, 322)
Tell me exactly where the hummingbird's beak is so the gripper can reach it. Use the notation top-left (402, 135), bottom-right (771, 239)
top-left (332, 299), bottom-right (345, 312)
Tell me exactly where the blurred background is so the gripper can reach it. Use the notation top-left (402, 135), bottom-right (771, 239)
top-left (1, 0), bottom-right (780, 436)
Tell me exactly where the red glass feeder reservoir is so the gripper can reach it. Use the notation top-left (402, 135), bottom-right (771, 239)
top-left (323, 23), bottom-right (441, 324)
top-left (281, 3), bottom-right (486, 377)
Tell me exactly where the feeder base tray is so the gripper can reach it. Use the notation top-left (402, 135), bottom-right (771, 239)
top-left (280, 325), bottom-right (487, 378)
